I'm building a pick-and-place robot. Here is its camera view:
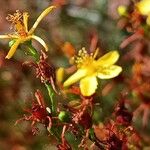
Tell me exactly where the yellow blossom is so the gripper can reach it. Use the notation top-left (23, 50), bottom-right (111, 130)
top-left (0, 6), bottom-right (56, 59)
top-left (63, 48), bottom-right (122, 96)
top-left (117, 5), bottom-right (128, 17)
top-left (136, 0), bottom-right (150, 25)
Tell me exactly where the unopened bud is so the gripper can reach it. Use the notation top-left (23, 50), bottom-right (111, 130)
top-left (117, 5), bottom-right (128, 17)
top-left (58, 111), bottom-right (70, 122)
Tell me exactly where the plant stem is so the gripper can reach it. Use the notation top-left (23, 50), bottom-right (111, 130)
top-left (26, 43), bottom-right (56, 114)
top-left (26, 44), bottom-right (39, 61)
top-left (45, 83), bottom-right (56, 114)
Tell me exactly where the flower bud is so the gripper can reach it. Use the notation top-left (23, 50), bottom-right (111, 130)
top-left (117, 5), bottom-right (128, 17)
top-left (56, 67), bottom-right (65, 83)
top-left (58, 111), bottom-right (70, 122)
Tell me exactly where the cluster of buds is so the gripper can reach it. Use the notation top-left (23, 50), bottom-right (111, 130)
top-left (117, 0), bottom-right (149, 33)
top-left (94, 97), bottom-right (141, 150)
top-left (117, 1), bottom-right (149, 49)
top-left (57, 87), bottom-right (94, 149)
top-left (15, 90), bottom-right (53, 135)
top-left (117, 1), bottom-right (150, 129)
top-left (131, 62), bottom-right (150, 127)
top-left (24, 50), bottom-right (57, 93)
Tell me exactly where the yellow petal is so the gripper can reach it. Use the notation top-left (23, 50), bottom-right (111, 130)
top-left (23, 12), bottom-right (29, 32)
top-left (136, 0), bottom-right (150, 16)
top-left (146, 14), bottom-right (150, 25)
top-left (56, 67), bottom-right (65, 83)
top-left (97, 51), bottom-right (119, 67)
top-left (31, 35), bottom-right (48, 51)
top-left (63, 69), bottom-right (88, 87)
top-left (5, 39), bottom-right (21, 59)
top-left (29, 6), bottom-right (56, 34)
top-left (0, 35), bottom-right (18, 39)
top-left (80, 75), bottom-right (98, 96)
top-left (97, 65), bottom-right (122, 79)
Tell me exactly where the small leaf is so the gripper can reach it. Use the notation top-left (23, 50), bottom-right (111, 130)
top-left (9, 39), bottom-right (16, 47)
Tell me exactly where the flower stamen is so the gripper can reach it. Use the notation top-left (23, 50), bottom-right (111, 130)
top-left (73, 47), bottom-right (96, 68)
top-left (6, 10), bottom-right (23, 24)
top-left (6, 10), bottom-right (28, 37)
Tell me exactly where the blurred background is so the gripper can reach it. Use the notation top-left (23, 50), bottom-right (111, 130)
top-left (0, 0), bottom-right (150, 150)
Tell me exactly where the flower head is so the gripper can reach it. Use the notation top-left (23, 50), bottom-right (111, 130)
top-left (63, 48), bottom-right (122, 96)
top-left (136, 0), bottom-right (150, 25)
top-left (0, 6), bottom-right (56, 59)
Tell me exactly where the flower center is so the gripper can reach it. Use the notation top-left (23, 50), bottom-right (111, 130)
top-left (73, 48), bottom-right (98, 75)
top-left (15, 22), bottom-right (27, 37)
top-left (73, 48), bottom-right (95, 67)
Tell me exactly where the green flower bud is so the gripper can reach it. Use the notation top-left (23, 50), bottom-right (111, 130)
top-left (58, 111), bottom-right (71, 122)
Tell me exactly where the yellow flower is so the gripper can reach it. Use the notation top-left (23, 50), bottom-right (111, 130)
top-left (136, 0), bottom-right (150, 25)
top-left (117, 5), bottom-right (128, 17)
top-left (0, 6), bottom-right (56, 59)
top-left (63, 48), bottom-right (122, 96)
